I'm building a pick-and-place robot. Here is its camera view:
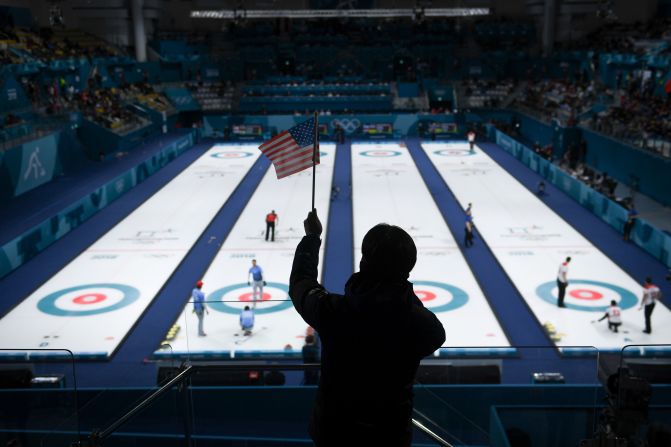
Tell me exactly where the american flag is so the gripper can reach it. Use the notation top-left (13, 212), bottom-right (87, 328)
top-left (259, 118), bottom-right (319, 179)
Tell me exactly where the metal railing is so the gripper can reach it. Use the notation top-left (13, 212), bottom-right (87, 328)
top-left (84, 364), bottom-right (194, 447)
top-left (0, 125), bottom-right (64, 152)
top-left (79, 362), bottom-right (454, 447)
top-left (412, 418), bottom-right (454, 447)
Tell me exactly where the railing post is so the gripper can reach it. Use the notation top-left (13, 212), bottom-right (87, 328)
top-left (178, 371), bottom-right (194, 447)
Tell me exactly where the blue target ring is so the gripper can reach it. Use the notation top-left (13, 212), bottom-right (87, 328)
top-left (208, 282), bottom-right (293, 315)
top-left (433, 149), bottom-right (475, 157)
top-left (536, 279), bottom-right (638, 312)
top-left (37, 283), bottom-right (140, 317)
top-left (413, 280), bottom-right (469, 312)
top-left (360, 150), bottom-right (401, 157)
top-left (211, 151), bottom-right (253, 159)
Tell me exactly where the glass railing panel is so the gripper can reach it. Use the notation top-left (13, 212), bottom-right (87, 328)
top-left (412, 345), bottom-right (601, 446)
top-left (612, 344), bottom-right (671, 445)
top-left (0, 348), bottom-right (79, 447)
top-left (174, 299), bottom-right (313, 444)
top-left (73, 344), bottom-right (191, 444)
top-left (46, 286), bottom-right (631, 447)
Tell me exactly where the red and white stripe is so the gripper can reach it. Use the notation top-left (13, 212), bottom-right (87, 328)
top-left (259, 131), bottom-right (318, 179)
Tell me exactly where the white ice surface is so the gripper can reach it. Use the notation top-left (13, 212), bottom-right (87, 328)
top-left (422, 141), bottom-right (671, 351)
top-left (159, 144), bottom-right (335, 358)
top-left (0, 144), bottom-right (259, 357)
top-left (351, 142), bottom-right (511, 352)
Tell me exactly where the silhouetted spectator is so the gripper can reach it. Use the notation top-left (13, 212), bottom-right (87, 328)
top-left (290, 210), bottom-right (445, 447)
top-left (302, 334), bottom-right (319, 385)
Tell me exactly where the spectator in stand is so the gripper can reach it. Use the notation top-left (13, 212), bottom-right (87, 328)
top-left (533, 141), bottom-right (542, 155)
top-left (289, 210), bottom-right (445, 446)
top-left (623, 203), bottom-right (638, 242)
top-left (541, 144), bottom-right (553, 160)
top-left (606, 176), bottom-right (618, 197)
top-left (566, 143), bottom-right (580, 170)
top-left (5, 113), bottom-right (21, 126)
top-left (302, 334), bottom-right (320, 385)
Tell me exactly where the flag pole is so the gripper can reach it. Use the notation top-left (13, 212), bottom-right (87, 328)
top-left (312, 111), bottom-right (319, 211)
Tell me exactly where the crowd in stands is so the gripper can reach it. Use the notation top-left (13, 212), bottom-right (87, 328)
top-left (0, 27), bottom-right (119, 64)
top-left (513, 79), bottom-right (602, 126)
top-left (588, 91), bottom-right (671, 157)
top-left (136, 91), bottom-right (175, 114)
top-left (473, 19), bottom-right (536, 51)
top-left (0, 113), bottom-right (31, 146)
top-left (242, 82), bottom-right (390, 97)
top-left (559, 18), bottom-right (671, 55)
top-left (461, 79), bottom-right (517, 108)
top-left (1, 12), bottom-right (669, 157)
top-left (561, 140), bottom-right (620, 199)
top-left (1, 28), bottom-right (20, 63)
top-left (77, 87), bottom-right (144, 132)
top-left (2, 113), bottom-right (22, 127)
top-left (30, 28), bottom-right (118, 61)
top-left (33, 74), bottom-right (166, 133)
top-left (0, 48), bottom-right (16, 64)
top-left (186, 80), bottom-right (235, 111)
top-left (513, 71), bottom-right (671, 157)
top-left (1, 24), bottom-right (182, 138)
top-left (531, 141), bottom-right (554, 161)
top-left (495, 118), bottom-right (621, 201)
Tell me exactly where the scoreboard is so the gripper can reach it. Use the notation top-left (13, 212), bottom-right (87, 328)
top-left (232, 124), bottom-right (264, 136)
top-left (362, 123), bottom-right (393, 135)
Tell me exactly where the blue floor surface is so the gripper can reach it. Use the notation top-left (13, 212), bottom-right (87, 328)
top-left (322, 141), bottom-right (354, 294)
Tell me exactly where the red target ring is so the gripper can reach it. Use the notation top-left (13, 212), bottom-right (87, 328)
top-left (569, 289), bottom-right (603, 301)
top-left (72, 293), bottom-right (107, 305)
top-left (415, 290), bottom-right (437, 302)
top-left (238, 292), bottom-right (271, 302)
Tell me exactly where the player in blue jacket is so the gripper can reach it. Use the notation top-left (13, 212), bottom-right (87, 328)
top-left (240, 306), bottom-right (255, 336)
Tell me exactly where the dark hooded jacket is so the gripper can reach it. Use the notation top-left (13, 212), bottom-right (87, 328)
top-left (289, 235), bottom-right (446, 446)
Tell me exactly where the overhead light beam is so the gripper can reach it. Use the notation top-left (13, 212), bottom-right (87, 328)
top-left (190, 8), bottom-right (490, 19)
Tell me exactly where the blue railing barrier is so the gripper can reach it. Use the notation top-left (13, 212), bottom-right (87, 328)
top-left (78, 118), bottom-right (163, 158)
top-left (0, 384), bottom-right (613, 445)
top-left (0, 131), bottom-right (196, 278)
top-left (485, 109), bottom-right (671, 206)
top-left (163, 87), bottom-right (199, 112)
top-left (491, 127), bottom-right (671, 269)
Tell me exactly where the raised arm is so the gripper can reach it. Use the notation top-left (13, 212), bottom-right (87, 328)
top-left (289, 210), bottom-right (330, 328)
